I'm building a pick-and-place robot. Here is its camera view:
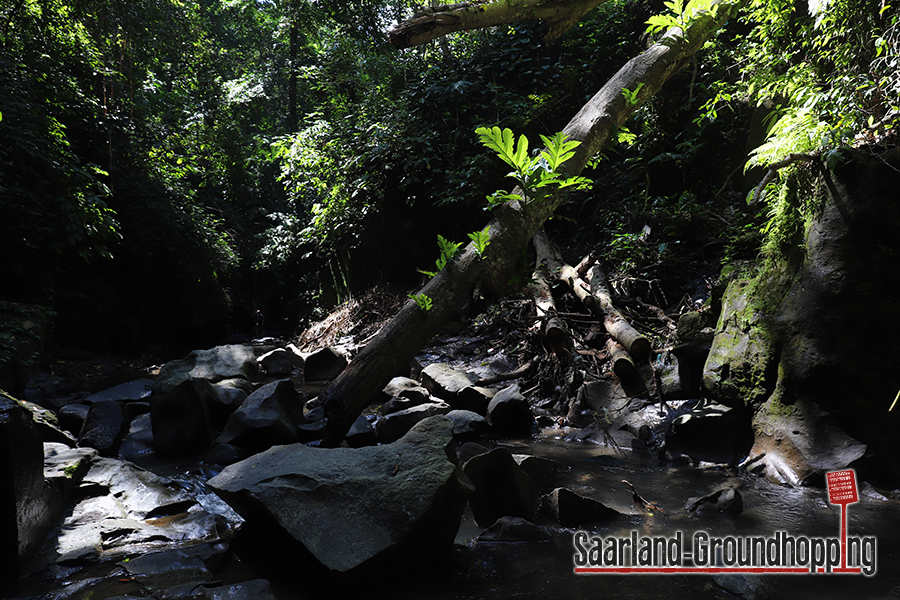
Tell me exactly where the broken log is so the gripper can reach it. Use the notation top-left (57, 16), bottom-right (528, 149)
top-left (586, 265), bottom-right (651, 361)
top-left (318, 1), bottom-right (746, 446)
top-left (606, 338), bottom-right (636, 379)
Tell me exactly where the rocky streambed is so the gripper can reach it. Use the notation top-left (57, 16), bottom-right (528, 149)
top-left (3, 327), bottom-right (900, 600)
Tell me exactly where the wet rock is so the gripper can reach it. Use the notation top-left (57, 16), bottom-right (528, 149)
top-left (159, 579), bottom-right (279, 600)
top-left (476, 516), bottom-right (550, 543)
top-left (512, 454), bottom-right (557, 489)
top-left (662, 399), bottom-right (753, 466)
top-left (116, 542), bottom-right (228, 594)
top-left (374, 401), bottom-right (452, 443)
top-left (542, 487), bottom-right (621, 527)
top-left (345, 414), bottom-right (377, 448)
top-left (713, 573), bottom-right (769, 600)
top-left (258, 346), bottom-right (303, 377)
top-left (420, 363), bottom-right (476, 401)
top-left (119, 413), bottom-right (155, 460)
top-left (215, 379), bottom-right (306, 454)
top-left (486, 383), bottom-right (534, 434)
top-left (79, 399), bottom-right (129, 456)
top-left (446, 409), bottom-right (489, 437)
top-left (208, 416), bottom-right (473, 574)
top-left (302, 347), bottom-right (347, 382)
top-left (29, 459), bottom-right (231, 572)
top-left (205, 442), bottom-right (246, 466)
top-left (1, 392), bottom-right (53, 582)
top-left (58, 402), bottom-right (90, 438)
top-left (153, 345), bottom-right (258, 395)
top-left (85, 378), bottom-right (154, 404)
top-left (463, 446), bottom-right (535, 527)
top-left (685, 487), bottom-right (743, 514)
top-left (43, 443), bottom-right (97, 526)
top-left (151, 379), bottom-right (216, 456)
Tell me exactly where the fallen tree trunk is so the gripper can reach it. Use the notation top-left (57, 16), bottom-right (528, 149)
top-left (320, 1), bottom-right (746, 446)
top-left (388, 0), bottom-right (608, 49)
top-left (586, 265), bottom-right (651, 361)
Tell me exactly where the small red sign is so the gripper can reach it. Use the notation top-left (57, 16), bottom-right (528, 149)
top-left (826, 469), bottom-right (858, 505)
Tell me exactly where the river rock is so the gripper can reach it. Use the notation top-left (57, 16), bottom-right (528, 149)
top-left (208, 416), bottom-right (474, 574)
top-left (420, 363), bottom-right (477, 400)
top-left (463, 446), bottom-right (535, 527)
top-left (345, 414), bottom-right (377, 448)
top-left (453, 386), bottom-right (495, 415)
top-left (662, 399), bottom-right (753, 466)
top-left (685, 487), bottom-right (743, 514)
top-left (543, 487), bottom-right (622, 527)
top-left (1, 392), bottom-right (53, 582)
top-left (210, 378), bottom-right (253, 415)
top-left (446, 409), bottom-right (489, 437)
top-left (79, 399), bottom-right (129, 456)
top-left (374, 401), bottom-right (452, 443)
top-left (301, 346), bottom-right (347, 382)
top-left (258, 346), bottom-right (303, 377)
top-left (153, 345), bottom-right (258, 395)
top-left (58, 402), bottom-right (90, 438)
top-left (43, 443), bottom-right (96, 527)
top-left (151, 379), bottom-right (216, 456)
top-left (476, 516), bottom-right (551, 543)
top-left (214, 379), bottom-right (306, 455)
top-left (381, 376), bottom-right (431, 404)
top-left (17, 398), bottom-right (76, 446)
top-left (119, 413), bottom-right (155, 460)
top-left (486, 383), bottom-right (534, 434)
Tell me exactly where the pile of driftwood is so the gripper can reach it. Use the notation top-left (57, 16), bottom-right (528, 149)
top-left (526, 228), bottom-right (679, 418)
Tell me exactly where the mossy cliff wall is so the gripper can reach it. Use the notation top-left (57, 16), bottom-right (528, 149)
top-left (701, 147), bottom-right (900, 486)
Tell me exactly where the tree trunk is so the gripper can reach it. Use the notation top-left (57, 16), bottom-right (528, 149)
top-left (531, 229), bottom-right (568, 344)
top-left (388, 0), bottom-right (608, 49)
top-left (320, 0), bottom-right (746, 446)
top-left (586, 265), bottom-right (650, 361)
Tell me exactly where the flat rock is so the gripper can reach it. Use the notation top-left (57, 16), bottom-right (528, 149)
top-left (420, 363), bottom-right (477, 400)
top-left (85, 378), bottom-right (154, 404)
top-left (446, 409), bottom-right (489, 437)
top-left (208, 416), bottom-right (473, 574)
top-left (153, 345), bottom-right (257, 395)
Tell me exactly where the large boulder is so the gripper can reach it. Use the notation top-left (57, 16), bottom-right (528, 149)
top-left (462, 446), bottom-right (535, 527)
top-left (0, 392), bottom-right (52, 583)
top-left (208, 416), bottom-right (473, 574)
top-left (78, 399), bottom-right (129, 456)
top-left (258, 346), bottom-right (304, 378)
top-left (214, 379), bottom-right (306, 454)
top-left (301, 347), bottom-right (347, 382)
top-left (153, 345), bottom-right (258, 395)
top-left (486, 383), bottom-right (535, 434)
top-left (542, 487), bottom-right (622, 527)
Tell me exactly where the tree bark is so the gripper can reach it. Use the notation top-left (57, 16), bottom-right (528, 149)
top-left (531, 229), bottom-right (568, 344)
top-left (320, 0), bottom-right (746, 447)
top-left (586, 265), bottom-right (651, 361)
top-left (388, 0), bottom-right (608, 49)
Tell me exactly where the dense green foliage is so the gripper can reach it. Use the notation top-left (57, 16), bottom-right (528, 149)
top-left (0, 0), bottom-right (896, 355)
